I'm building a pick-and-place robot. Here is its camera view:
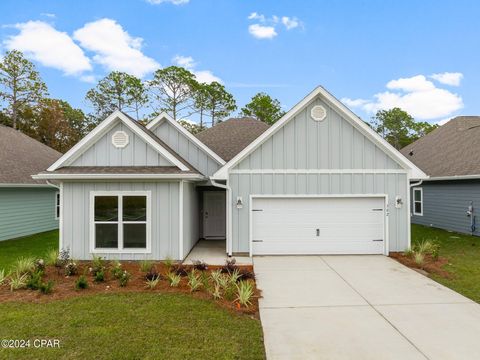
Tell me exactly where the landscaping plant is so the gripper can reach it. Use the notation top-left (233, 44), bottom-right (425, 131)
top-left (110, 260), bottom-right (123, 279)
top-left (93, 270), bottom-right (105, 282)
top-left (34, 258), bottom-right (45, 272)
top-left (145, 267), bottom-right (160, 281)
top-left (9, 273), bottom-right (28, 291)
top-left (26, 270), bottom-right (43, 290)
top-left (163, 256), bottom-right (174, 272)
top-left (39, 280), bottom-right (54, 294)
top-left (0, 269), bottom-right (6, 286)
top-left (236, 280), bottom-right (254, 308)
top-left (209, 283), bottom-right (222, 300)
top-left (64, 261), bottom-right (78, 276)
top-left (140, 259), bottom-right (154, 273)
top-left (221, 258), bottom-right (238, 273)
top-left (166, 272), bottom-right (181, 287)
top-left (57, 248), bottom-right (71, 267)
top-left (118, 270), bottom-right (131, 287)
top-left (414, 252), bottom-right (425, 267)
top-left (145, 276), bottom-right (160, 289)
top-left (12, 257), bottom-right (35, 275)
top-left (187, 269), bottom-right (202, 292)
top-left (45, 249), bottom-right (59, 266)
top-left (238, 269), bottom-right (255, 281)
top-left (172, 264), bottom-right (188, 277)
top-left (192, 260), bottom-right (208, 271)
top-left (75, 275), bottom-right (88, 290)
top-left (92, 256), bottom-right (106, 281)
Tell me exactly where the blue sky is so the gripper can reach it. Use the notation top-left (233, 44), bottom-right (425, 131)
top-left (0, 0), bottom-right (478, 124)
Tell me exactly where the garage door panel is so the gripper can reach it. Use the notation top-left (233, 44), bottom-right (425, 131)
top-left (252, 197), bottom-right (385, 255)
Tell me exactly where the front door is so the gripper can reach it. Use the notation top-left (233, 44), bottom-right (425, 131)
top-left (203, 191), bottom-right (226, 239)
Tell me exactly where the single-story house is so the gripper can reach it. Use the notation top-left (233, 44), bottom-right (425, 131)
top-left (401, 116), bottom-right (480, 236)
top-left (0, 125), bottom-right (62, 241)
top-left (34, 86), bottom-right (426, 260)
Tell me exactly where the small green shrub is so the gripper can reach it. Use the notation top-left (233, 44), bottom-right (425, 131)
top-left (217, 274), bottom-right (236, 301)
top-left (34, 259), bottom-right (46, 272)
top-left (39, 280), bottom-right (54, 294)
top-left (166, 272), bottom-right (181, 287)
top-left (236, 280), bottom-right (254, 308)
top-left (209, 283), bottom-right (222, 300)
top-left (145, 275), bottom-right (160, 289)
top-left (118, 270), bottom-right (131, 287)
top-left (139, 260), bottom-right (154, 273)
top-left (0, 269), bottom-right (6, 286)
top-left (75, 275), bottom-right (88, 290)
top-left (200, 271), bottom-right (211, 291)
top-left (93, 270), bottom-right (105, 282)
top-left (110, 260), bottom-right (123, 279)
top-left (26, 270), bottom-right (43, 290)
top-left (91, 256), bottom-right (106, 274)
top-left (414, 252), bottom-right (425, 267)
top-left (9, 273), bottom-right (28, 291)
top-left (227, 269), bottom-right (241, 284)
top-left (210, 269), bottom-right (222, 284)
top-left (187, 270), bottom-right (202, 292)
top-left (45, 249), bottom-right (59, 266)
top-left (172, 265), bottom-right (188, 277)
top-left (12, 257), bottom-right (35, 275)
top-left (64, 261), bottom-right (78, 276)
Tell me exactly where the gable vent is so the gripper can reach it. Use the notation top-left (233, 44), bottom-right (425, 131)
top-left (112, 131), bottom-right (129, 148)
top-left (311, 105), bottom-right (327, 121)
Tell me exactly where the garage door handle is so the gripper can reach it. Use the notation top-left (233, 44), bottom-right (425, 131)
top-left (372, 239), bottom-right (383, 242)
top-left (252, 240), bottom-right (263, 242)
top-left (372, 208), bottom-right (384, 211)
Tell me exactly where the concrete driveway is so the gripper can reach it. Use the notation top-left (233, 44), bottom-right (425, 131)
top-left (254, 255), bottom-right (480, 360)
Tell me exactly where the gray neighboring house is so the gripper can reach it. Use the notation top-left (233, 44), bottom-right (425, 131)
top-left (34, 86), bottom-right (426, 260)
top-left (0, 125), bottom-right (62, 241)
top-left (401, 116), bottom-right (480, 236)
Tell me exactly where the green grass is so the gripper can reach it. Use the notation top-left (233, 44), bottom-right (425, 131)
top-left (0, 292), bottom-right (265, 359)
top-left (412, 224), bottom-right (480, 302)
top-left (0, 230), bottom-right (58, 272)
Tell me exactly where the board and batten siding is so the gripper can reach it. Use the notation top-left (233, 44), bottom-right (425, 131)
top-left (152, 121), bottom-right (221, 176)
top-left (61, 181), bottom-right (181, 260)
top-left (70, 121), bottom-right (174, 167)
top-left (182, 181), bottom-right (200, 258)
top-left (411, 180), bottom-right (480, 236)
top-left (229, 95), bottom-right (409, 253)
top-left (0, 187), bottom-right (59, 241)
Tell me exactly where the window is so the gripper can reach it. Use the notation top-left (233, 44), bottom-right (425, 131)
top-left (413, 188), bottom-right (423, 216)
top-left (91, 192), bottom-right (150, 253)
top-left (55, 192), bottom-right (60, 220)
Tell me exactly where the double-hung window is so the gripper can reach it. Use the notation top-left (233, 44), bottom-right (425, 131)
top-left (91, 192), bottom-right (150, 253)
top-left (413, 188), bottom-right (423, 216)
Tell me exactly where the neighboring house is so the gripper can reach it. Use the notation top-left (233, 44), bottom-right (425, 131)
top-left (34, 86), bottom-right (426, 260)
top-left (0, 125), bottom-right (62, 241)
top-left (401, 116), bottom-right (480, 236)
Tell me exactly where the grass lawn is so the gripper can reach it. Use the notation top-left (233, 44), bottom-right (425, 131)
top-left (412, 224), bottom-right (480, 303)
top-left (0, 230), bottom-right (58, 271)
top-left (0, 292), bottom-right (265, 359)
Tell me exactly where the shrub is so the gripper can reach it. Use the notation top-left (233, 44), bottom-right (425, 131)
top-left (64, 261), bottom-right (78, 276)
top-left (91, 256), bottom-right (106, 274)
top-left (166, 272), bottom-right (181, 287)
top-left (0, 269), bottom-right (6, 286)
top-left (26, 271), bottom-right (43, 290)
top-left (93, 270), bottom-right (105, 283)
top-left (145, 276), bottom-right (160, 289)
top-left (75, 275), bottom-right (88, 290)
top-left (227, 269), bottom-right (241, 284)
top-left (210, 269), bottom-right (222, 284)
top-left (58, 248), bottom-right (71, 267)
top-left (34, 259), bottom-right (45, 272)
top-left (172, 265), bottom-right (188, 277)
top-left (140, 260), bottom-right (154, 273)
top-left (12, 257), bottom-right (35, 275)
top-left (39, 280), bottom-right (54, 294)
top-left (110, 260), bottom-right (123, 279)
top-left (221, 258), bottom-right (238, 273)
top-left (118, 270), bottom-right (131, 287)
top-left (217, 273), bottom-right (236, 301)
top-left (414, 252), bottom-right (425, 267)
top-left (238, 269), bottom-right (255, 281)
top-left (210, 283), bottom-right (222, 300)
top-left (236, 280), bottom-right (255, 307)
top-left (9, 273), bottom-right (28, 291)
top-left (45, 249), bottom-right (59, 266)
top-left (192, 260), bottom-right (208, 271)
top-left (200, 271), bottom-right (211, 291)
top-left (187, 269), bottom-right (202, 292)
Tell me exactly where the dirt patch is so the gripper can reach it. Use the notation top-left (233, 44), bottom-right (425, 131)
top-left (0, 262), bottom-right (260, 317)
top-left (390, 252), bottom-right (452, 279)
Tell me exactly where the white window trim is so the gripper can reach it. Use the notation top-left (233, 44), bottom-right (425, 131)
top-left (413, 187), bottom-right (423, 216)
top-left (89, 191), bottom-right (152, 254)
top-left (55, 192), bottom-right (60, 220)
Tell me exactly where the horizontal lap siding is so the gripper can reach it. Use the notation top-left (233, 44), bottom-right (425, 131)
top-left (153, 121), bottom-right (220, 176)
top-left (411, 180), bottom-right (480, 236)
top-left (229, 95), bottom-right (409, 254)
top-left (0, 188), bottom-right (58, 241)
top-left (62, 181), bottom-right (180, 260)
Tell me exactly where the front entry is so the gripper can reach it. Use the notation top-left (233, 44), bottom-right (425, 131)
top-left (203, 191), bottom-right (226, 239)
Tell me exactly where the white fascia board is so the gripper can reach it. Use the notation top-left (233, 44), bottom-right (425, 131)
top-left (32, 173), bottom-right (205, 180)
top-left (0, 183), bottom-right (52, 188)
top-left (147, 112), bottom-right (226, 166)
top-left (48, 110), bottom-right (189, 172)
top-left (213, 86), bottom-right (428, 180)
top-left (421, 174), bottom-right (480, 181)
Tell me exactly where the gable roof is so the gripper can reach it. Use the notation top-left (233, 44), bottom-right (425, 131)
top-left (47, 110), bottom-right (194, 173)
top-left (146, 112), bottom-right (226, 165)
top-left (0, 125), bottom-right (62, 185)
top-left (212, 86), bottom-right (428, 180)
top-left (195, 117), bottom-right (270, 161)
top-left (400, 116), bottom-right (480, 178)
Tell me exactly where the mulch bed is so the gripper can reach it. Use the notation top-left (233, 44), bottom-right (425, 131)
top-left (390, 252), bottom-right (452, 279)
top-left (0, 262), bottom-right (260, 317)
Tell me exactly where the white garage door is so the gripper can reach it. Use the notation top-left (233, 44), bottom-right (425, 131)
top-left (251, 197), bottom-right (386, 255)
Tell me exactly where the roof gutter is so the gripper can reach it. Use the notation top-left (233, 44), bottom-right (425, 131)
top-left (420, 174), bottom-right (480, 182)
top-left (32, 173), bottom-right (206, 181)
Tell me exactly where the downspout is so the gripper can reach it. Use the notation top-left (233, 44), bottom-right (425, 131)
top-left (46, 180), bottom-right (60, 189)
top-left (210, 177), bottom-right (232, 256)
top-left (409, 179), bottom-right (423, 188)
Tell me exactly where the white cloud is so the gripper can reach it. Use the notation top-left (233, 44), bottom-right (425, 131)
top-left (73, 18), bottom-right (159, 78)
top-left (79, 74), bottom-right (96, 83)
top-left (430, 72), bottom-right (463, 86)
top-left (172, 55), bottom-right (221, 84)
top-left (248, 12), bottom-right (265, 22)
top-left (281, 16), bottom-right (300, 30)
top-left (146, 0), bottom-right (189, 4)
top-left (3, 20), bottom-right (92, 75)
top-left (343, 74), bottom-right (464, 121)
top-left (248, 24), bottom-right (277, 39)
top-left (40, 13), bottom-right (56, 18)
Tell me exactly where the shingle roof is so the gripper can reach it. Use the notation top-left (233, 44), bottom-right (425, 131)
top-left (0, 125), bottom-right (62, 184)
top-left (39, 166), bottom-right (198, 175)
top-left (400, 116), bottom-right (480, 177)
top-left (195, 117), bottom-right (270, 161)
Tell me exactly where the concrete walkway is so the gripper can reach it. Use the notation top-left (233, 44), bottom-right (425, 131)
top-left (254, 255), bottom-right (480, 360)
top-left (183, 240), bottom-right (252, 265)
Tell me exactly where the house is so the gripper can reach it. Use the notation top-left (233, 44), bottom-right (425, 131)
top-left (34, 86), bottom-right (426, 260)
top-left (0, 125), bottom-right (62, 241)
top-left (401, 116), bottom-right (480, 236)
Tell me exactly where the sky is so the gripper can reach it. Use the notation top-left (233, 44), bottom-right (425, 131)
top-left (0, 0), bottom-right (479, 125)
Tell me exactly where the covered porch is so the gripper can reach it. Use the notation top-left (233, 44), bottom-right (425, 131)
top-left (184, 240), bottom-right (252, 265)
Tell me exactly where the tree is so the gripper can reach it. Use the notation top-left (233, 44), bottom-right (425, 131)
top-left (240, 92), bottom-right (285, 125)
top-left (148, 66), bottom-right (198, 121)
top-left (0, 50), bottom-right (47, 129)
top-left (203, 82), bottom-right (236, 126)
top-left (85, 71), bottom-right (147, 122)
top-left (192, 83), bottom-right (210, 128)
top-left (178, 119), bottom-right (205, 135)
top-left (371, 108), bottom-right (437, 149)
